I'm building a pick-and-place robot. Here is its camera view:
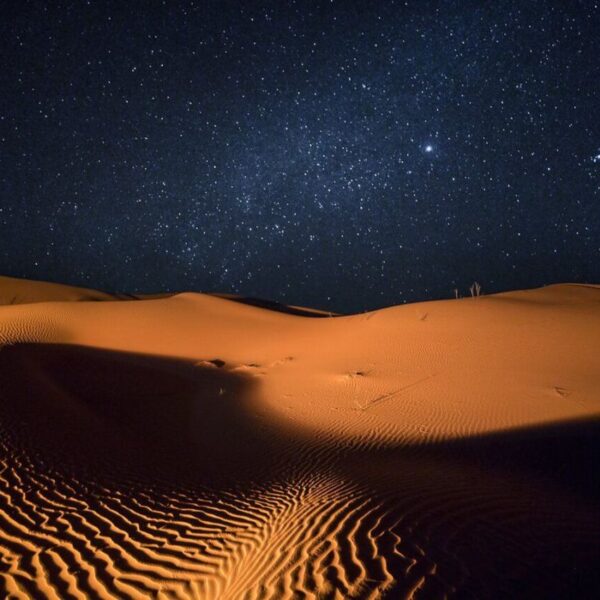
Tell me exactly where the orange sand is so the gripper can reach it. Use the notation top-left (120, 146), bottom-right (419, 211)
top-left (1, 274), bottom-right (599, 598)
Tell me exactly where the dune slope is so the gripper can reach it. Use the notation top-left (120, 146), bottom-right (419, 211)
top-left (0, 277), bottom-right (599, 598)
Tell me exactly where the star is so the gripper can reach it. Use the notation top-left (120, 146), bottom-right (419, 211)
top-left (424, 145), bottom-right (434, 153)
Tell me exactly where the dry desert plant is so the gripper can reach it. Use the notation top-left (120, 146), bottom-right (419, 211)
top-left (469, 281), bottom-right (482, 298)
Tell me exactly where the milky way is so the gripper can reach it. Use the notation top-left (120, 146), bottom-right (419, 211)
top-left (1, 1), bottom-right (599, 312)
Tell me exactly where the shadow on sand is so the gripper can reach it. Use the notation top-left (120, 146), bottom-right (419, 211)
top-left (0, 343), bottom-right (272, 482)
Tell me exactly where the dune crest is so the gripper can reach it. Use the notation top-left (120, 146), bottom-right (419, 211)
top-left (1, 276), bottom-right (599, 598)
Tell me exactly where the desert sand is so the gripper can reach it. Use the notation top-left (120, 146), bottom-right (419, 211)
top-left (0, 274), bottom-right (598, 598)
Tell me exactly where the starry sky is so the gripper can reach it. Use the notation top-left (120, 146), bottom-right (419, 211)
top-left (1, 1), bottom-right (599, 312)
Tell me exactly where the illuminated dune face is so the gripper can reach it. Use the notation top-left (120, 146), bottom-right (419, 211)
top-left (0, 278), bottom-right (599, 598)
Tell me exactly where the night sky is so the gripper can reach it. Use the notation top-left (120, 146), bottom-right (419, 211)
top-left (1, 1), bottom-right (599, 312)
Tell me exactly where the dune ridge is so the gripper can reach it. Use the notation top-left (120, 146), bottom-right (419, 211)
top-left (1, 276), bottom-right (599, 598)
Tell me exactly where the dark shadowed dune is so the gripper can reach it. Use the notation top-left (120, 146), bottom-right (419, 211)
top-left (209, 293), bottom-right (338, 317)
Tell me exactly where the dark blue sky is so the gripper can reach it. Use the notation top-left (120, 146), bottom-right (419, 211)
top-left (1, 0), bottom-right (599, 312)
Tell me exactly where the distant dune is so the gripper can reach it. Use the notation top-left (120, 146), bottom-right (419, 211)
top-left (0, 275), bottom-right (599, 598)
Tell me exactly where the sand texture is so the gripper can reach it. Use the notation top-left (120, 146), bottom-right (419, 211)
top-left (0, 276), bottom-right (599, 598)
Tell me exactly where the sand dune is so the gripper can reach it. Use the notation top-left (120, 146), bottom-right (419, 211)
top-left (0, 277), bottom-right (599, 598)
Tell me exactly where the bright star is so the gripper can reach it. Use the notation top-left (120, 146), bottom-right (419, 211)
top-left (424, 145), bottom-right (433, 153)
